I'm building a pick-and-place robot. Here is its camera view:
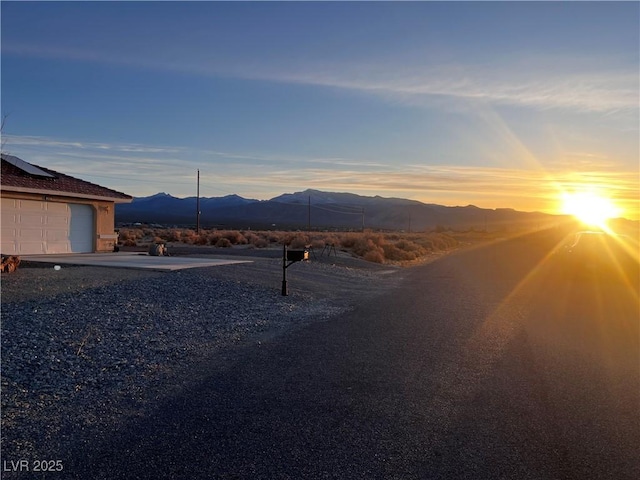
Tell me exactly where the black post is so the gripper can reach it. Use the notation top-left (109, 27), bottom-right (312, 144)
top-left (281, 244), bottom-right (288, 296)
top-left (196, 169), bottom-right (201, 234)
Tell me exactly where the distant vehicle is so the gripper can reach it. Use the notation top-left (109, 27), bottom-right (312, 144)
top-left (556, 231), bottom-right (638, 281)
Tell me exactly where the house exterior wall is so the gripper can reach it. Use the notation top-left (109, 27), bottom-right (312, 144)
top-left (0, 191), bottom-right (118, 253)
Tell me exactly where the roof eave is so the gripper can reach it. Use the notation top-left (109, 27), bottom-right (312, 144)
top-left (0, 186), bottom-right (133, 204)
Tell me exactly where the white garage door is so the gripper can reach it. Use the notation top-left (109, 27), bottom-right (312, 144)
top-left (1, 198), bottom-right (94, 254)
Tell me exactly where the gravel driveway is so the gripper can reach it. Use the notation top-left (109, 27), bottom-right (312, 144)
top-left (0, 251), bottom-right (403, 468)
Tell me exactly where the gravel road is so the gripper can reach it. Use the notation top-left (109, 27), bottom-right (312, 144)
top-left (1, 250), bottom-right (404, 475)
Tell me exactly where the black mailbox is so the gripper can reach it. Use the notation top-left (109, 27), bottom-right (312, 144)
top-left (286, 249), bottom-right (309, 262)
top-left (281, 246), bottom-right (309, 296)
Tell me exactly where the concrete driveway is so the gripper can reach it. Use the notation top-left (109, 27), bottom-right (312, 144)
top-left (21, 252), bottom-right (252, 271)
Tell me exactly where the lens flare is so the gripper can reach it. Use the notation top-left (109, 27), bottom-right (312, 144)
top-left (561, 191), bottom-right (620, 228)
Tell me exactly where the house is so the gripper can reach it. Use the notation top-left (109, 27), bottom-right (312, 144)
top-left (1, 154), bottom-right (133, 254)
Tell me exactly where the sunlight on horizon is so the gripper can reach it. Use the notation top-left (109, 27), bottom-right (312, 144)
top-left (560, 190), bottom-right (622, 229)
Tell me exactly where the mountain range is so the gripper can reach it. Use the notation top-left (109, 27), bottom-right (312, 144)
top-left (115, 189), bottom-right (569, 232)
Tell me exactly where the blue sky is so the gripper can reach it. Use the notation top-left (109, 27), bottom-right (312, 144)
top-left (2, 1), bottom-right (638, 219)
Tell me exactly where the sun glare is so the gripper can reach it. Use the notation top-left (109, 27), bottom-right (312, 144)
top-left (561, 191), bottom-right (620, 228)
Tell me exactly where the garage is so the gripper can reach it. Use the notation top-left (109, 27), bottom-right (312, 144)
top-left (1, 154), bottom-right (132, 254)
top-left (1, 198), bottom-right (94, 255)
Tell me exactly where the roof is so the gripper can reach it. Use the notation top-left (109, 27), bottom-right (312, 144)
top-left (1, 154), bottom-right (132, 203)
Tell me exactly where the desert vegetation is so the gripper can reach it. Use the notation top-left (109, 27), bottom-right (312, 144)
top-left (116, 227), bottom-right (463, 264)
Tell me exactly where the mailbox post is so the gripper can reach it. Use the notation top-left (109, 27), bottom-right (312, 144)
top-left (281, 244), bottom-right (309, 296)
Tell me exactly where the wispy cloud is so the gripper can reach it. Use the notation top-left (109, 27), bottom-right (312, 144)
top-left (4, 41), bottom-right (637, 115)
top-left (5, 135), bottom-right (186, 155)
top-left (264, 61), bottom-right (638, 114)
top-left (3, 135), bottom-right (389, 170)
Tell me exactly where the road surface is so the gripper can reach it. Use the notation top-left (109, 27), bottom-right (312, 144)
top-left (62, 234), bottom-right (640, 479)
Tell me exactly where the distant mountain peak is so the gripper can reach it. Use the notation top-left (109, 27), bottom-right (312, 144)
top-left (116, 188), bottom-right (568, 231)
top-left (132, 192), bottom-right (176, 203)
top-left (272, 189), bottom-right (386, 205)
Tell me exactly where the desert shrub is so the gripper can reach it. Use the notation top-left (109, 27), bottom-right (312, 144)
top-left (290, 237), bottom-right (308, 249)
top-left (215, 237), bottom-right (232, 248)
top-left (416, 237), bottom-right (435, 250)
top-left (164, 229), bottom-right (181, 242)
top-left (118, 228), bottom-right (148, 246)
top-left (353, 237), bottom-right (383, 257)
top-left (253, 237), bottom-right (269, 248)
top-left (412, 233), bottom-right (457, 252)
top-left (119, 228), bottom-right (144, 241)
top-left (223, 230), bottom-right (247, 245)
top-left (309, 238), bottom-right (326, 250)
top-left (207, 231), bottom-right (222, 245)
top-left (347, 237), bottom-right (366, 256)
top-left (341, 233), bottom-right (384, 251)
top-left (321, 234), bottom-right (340, 246)
top-left (118, 230), bottom-right (132, 242)
top-left (337, 233), bottom-right (387, 260)
top-left (118, 229), bottom-right (131, 247)
top-left (193, 234), bottom-right (209, 246)
top-left (244, 232), bottom-right (269, 248)
top-left (339, 233), bottom-right (359, 249)
top-left (332, 231), bottom-right (459, 264)
top-left (283, 233), bottom-right (309, 249)
top-left (382, 243), bottom-right (417, 261)
top-left (243, 231), bottom-right (259, 245)
top-left (395, 239), bottom-right (425, 254)
top-left (428, 233), bottom-right (457, 250)
top-left (180, 229), bottom-right (198, 244)
top-left (242, 231), bottom-right (257, 242)
top-left (266, 231), bottom-right (284, 243)
top-left (153, 230), bottom-right (167, 242)
top-left (363, 249), bottom-right (385, 263)
top-left (442, 234), bottom-right (458, 248)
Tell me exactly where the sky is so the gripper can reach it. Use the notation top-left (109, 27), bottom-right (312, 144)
top-left (1, 1), bottom-right (638, 220)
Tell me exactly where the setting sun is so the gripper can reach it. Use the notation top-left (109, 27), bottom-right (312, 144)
top-left (561, 191), bottom-right (621, 228)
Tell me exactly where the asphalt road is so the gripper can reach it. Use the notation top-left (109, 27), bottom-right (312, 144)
top-left (63, 234), bottom-right (639, 479)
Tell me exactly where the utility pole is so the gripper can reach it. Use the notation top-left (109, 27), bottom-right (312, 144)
top-left (196, 169), bottom-right (201, 234)
top-left (361, 207), bottom-right (365, 232)
top-left (308, 195), bottom-right (311, 233)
